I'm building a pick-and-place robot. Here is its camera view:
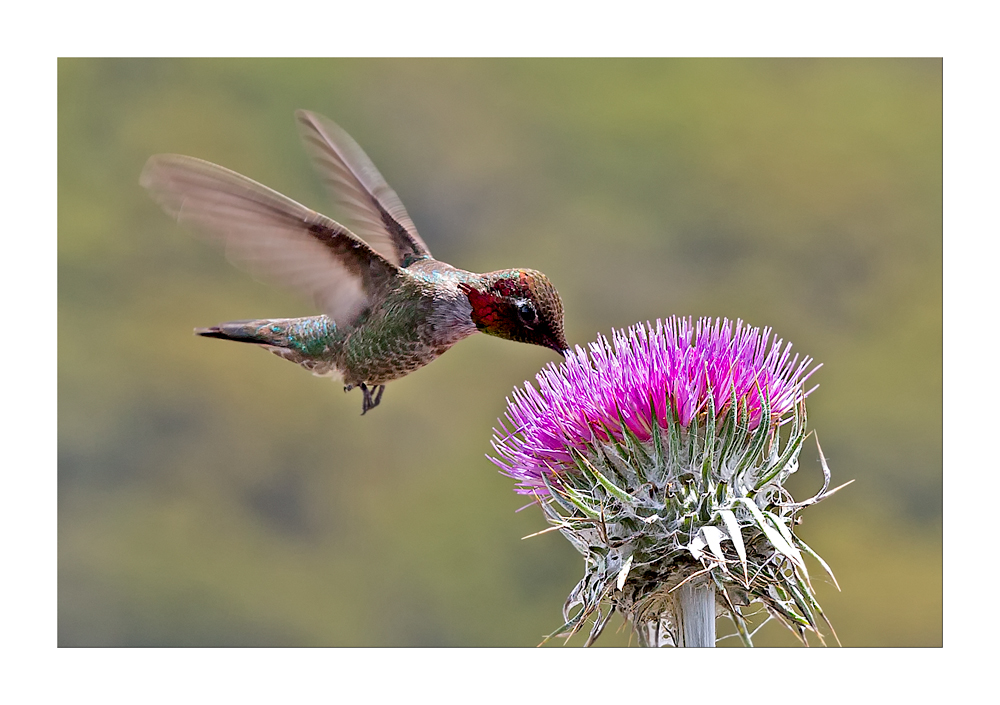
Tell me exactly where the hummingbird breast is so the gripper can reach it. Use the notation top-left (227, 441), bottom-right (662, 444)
top-left (337, 261), bottom-right (478, 386)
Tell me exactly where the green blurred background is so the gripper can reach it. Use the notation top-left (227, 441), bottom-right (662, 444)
top-left (58, 58), bottom-right (941, 647)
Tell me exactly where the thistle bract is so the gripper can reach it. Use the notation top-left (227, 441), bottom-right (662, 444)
top-left (491, 317), bottom-right (846, 646)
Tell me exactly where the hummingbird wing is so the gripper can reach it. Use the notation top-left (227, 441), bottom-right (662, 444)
top-left (140, 154), bottom-right (398, 328)
top-left (295, 110), bottom-right (433, 267)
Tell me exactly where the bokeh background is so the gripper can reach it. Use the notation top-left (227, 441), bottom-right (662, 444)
top-left (58, 58), bottom-right (941, 647)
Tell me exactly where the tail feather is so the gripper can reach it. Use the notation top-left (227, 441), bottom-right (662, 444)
top-left (193, 316), bottom-right (340, 378)
top-left (194, 321), bottom-right (270, 344)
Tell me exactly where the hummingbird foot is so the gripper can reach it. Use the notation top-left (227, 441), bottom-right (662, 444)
top-left (359, 383), bottom-right (386, 415)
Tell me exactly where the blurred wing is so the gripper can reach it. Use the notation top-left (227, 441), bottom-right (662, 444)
top-left (295, 110), bottom-right (432, 266)
top-left (140, 154), bottom-right (398, 328)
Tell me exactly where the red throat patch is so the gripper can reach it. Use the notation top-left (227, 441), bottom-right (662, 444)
top-left (461, 282), bottom-right (500, 328)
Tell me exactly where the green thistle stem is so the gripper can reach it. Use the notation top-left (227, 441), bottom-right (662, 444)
top-left (676, 579), bottom-right (716, 647)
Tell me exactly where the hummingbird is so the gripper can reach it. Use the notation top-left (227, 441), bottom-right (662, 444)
top-left (140, 110), bottom-right (568, 414)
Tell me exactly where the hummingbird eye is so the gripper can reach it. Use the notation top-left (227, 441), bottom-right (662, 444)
top-left (515, 300), bottom-right (538, 326)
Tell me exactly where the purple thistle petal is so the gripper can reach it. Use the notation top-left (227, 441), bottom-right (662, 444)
top-left (491, 317), bottom-right (820, 495)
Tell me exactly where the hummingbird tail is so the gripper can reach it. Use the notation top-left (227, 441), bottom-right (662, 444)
top-left (195, 321), bottom-right (273, 344)
top-left (194, 317), bottom-right (341, 377)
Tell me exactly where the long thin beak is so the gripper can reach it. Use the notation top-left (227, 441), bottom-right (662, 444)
top-left (546, 338), bottom-right (568, 358)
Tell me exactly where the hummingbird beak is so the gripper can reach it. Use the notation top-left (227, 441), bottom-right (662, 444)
top-left (545, 333), bottom-right (569, 358)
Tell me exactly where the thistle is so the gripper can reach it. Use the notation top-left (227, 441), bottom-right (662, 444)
top-left (491, 317), bottom-right (849, 646)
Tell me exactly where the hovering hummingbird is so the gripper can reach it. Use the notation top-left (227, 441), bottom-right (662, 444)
top-left (141, 110), bottom-right (568, 414)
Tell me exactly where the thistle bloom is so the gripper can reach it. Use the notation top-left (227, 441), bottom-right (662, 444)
top-left (492, 317), bottom-right (846, 646)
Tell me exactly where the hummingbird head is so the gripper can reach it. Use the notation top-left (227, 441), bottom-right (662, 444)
top-left (461, 269), bottom-right (568, 356)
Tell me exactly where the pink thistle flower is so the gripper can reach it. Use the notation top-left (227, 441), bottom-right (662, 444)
top-left (489, 317), bottom-right (845, 647)
top-left (492, 317), bottom-right (820, 495)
